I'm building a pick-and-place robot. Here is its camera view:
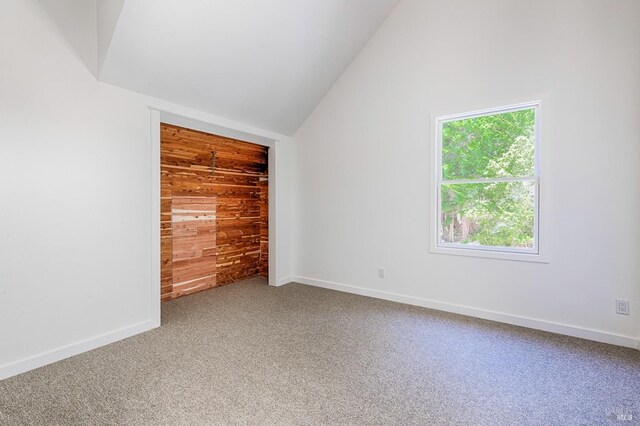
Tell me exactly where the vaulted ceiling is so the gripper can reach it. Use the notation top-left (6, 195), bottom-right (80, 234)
top-left (98, 0), bottom-right (400, 135)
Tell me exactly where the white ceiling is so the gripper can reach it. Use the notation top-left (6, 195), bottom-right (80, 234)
top-left (98, 0), bottom-right (400, 135)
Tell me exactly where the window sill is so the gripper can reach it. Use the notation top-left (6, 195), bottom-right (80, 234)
top-left (429, 245), bottom-right (550, 263)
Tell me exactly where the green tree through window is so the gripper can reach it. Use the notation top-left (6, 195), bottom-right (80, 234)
top-left (439, 107), bottom-right (537, 250)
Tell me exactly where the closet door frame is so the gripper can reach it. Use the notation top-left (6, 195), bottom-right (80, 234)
top-left (149, 107), bottom-right (280, 328)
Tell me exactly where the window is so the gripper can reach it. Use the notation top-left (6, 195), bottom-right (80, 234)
top-left (431, 100), bottom-right (547, 261)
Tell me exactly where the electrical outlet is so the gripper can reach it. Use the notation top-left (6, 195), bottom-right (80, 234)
top-left (378, 268), bottom-right (385, 278)
top-left (616, 299), bottom-right (629, 315)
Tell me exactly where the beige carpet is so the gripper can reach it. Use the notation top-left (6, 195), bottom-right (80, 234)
top-left (0, 277), bottom-right (638, 425)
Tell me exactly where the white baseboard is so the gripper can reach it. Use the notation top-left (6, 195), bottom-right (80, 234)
top-left (0, 320), bottom-right (157, 381)
top-left (293, 276), bottom-right (639, 350)
top-left (274, 276), bottom-right (294, 287)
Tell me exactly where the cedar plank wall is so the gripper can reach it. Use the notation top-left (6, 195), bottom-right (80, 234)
top-left (171, 197), bottom-right (217, 297)
top-left (161, 124), bottom-right (268, 301)
top-left (258, 176), bottom-right (268, 276)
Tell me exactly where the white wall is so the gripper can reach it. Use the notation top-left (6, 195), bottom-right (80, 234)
top-left (0, 0), bottom-right (293, 379)
top-left (293, 0), bottom-right (640, 346)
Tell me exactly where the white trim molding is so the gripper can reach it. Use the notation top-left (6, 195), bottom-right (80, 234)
top-left (275, 276), bottom-right (294, 287)
top-left (0, 321), bottom-right (155, 381)
top-left (292, 276), bottom-right (640, 350)
top-left (149, 109), bottom-right (162, 328)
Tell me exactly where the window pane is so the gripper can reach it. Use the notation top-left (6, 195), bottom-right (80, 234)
top-left (440, 181), bottom-right (535, 249)
top-left (442, 108), bottom-right (535, 180)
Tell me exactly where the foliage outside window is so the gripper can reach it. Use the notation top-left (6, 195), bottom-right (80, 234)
top-left (435, 103), bottom-right (540, 254)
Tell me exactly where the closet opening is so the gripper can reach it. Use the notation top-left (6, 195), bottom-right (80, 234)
top-left (159, 123), bottom-right (269, 301)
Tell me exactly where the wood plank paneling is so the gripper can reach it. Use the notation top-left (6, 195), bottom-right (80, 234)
top-left (171, 196), bottom-right (216, 298)
top-left (161, 123), bottom-right (268, 301)
top-left (258, 176), bottom-right (268, 276)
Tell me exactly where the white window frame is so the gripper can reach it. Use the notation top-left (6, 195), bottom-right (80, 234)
top-left (429, 96), bottom-right (550, 263)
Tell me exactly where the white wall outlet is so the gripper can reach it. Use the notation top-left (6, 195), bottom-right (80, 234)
top-left (378, 267), bottom-right (385, 278)
top-left (615, 299), bottom-right (629, 315)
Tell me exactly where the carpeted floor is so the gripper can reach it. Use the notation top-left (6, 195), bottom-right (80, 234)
top-left (0, 277), bottom-right (638, 425)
